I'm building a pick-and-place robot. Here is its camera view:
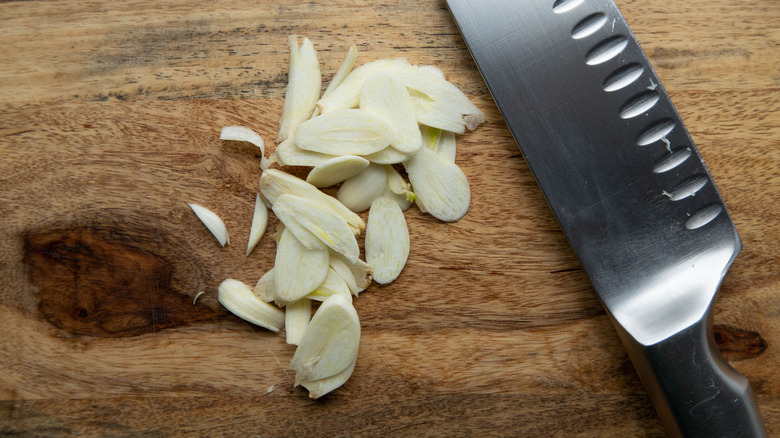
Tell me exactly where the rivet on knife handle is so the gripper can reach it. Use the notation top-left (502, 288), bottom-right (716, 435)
top-left (445, 0), bottom-right (767, 436)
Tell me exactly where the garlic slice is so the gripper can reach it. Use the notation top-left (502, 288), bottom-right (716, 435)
top-left (273, 228), bottom-right (329, 305)
top-left (290, 294), bottom-right (360, 383)
top-left (362, 145), bottom-right (413, 165)
top-left (285, 298), bottom-right (311, 345)
top-left (220, 126), bottom-right (272, 170)
top-left (307, 267), bottom-right (353, 302)
top-left (384, 165), bottom-right (415, 211)
top-left (329, 251), bottom-right (372, 296)
top-left (360, 72), bottom-right (422, 155)
top-left (336, 163), bottom-right (387, 213)
top-left (188, 203), bottom-right (229, 247)
top-left (295, 109), bottom-right (392, 156)
top-left (298, 355), bottom-right (357, 399)
top-left (306, 155), bottom-right (370, 188)
top-left (277, 35), bottom-right (322, 142)
top-left (420, 124), bottom-right (456, 164)
top-left (246, 193), bottom-right (268, 257)
top-left (254, 269), bottom-right (275, 303)
top-left (323, 46), bottom-right (359, 100)
top-left (274, 138), bottom-right (336, 167)
top-left (365, 196), bottom-right (410, 284)
top-left (317, 58), bottom-right (412, 113)
top-left (218, 279), bottom-right (285, 332)
top-left (404, 147), bottom-right (470, 222)
top-left (259, 169), bottom-right (365, 235)
top-left (272, 194), bottom-right (359, 263)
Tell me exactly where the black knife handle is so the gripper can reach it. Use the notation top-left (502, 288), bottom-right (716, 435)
top-left (614, 313), bottom-right (767, 438)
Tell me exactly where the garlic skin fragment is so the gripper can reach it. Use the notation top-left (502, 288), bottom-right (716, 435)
top-left (336, 163), bottom-right (388, 213)
top-left (260, 169), bottom-right (365, 235)
top-left (246, 193), bottom-right (268, 257)
top-left (254, 269), bottom-right (275, 303)
top-left (307, 267), bottom-right (353, 303)
top-left (299, 355), bottom-right (357, 399)
top-left (277, 35), bottom-right (322, 143)
top-left (404, 147), bottom-right (470, 222)
top-left (420, 124), bottom-right (456, 164)
top-left (218, 279), bottom-right (285, 332)
top-left (272, 194), bottom-right (360, 263)
top-left (306, 155), bottom-right (370, 188)
top-left (365, 196), bottom-right (410, 284)
top-left (188, 203), bottom-right (229, 247)
top-left (274, 138), bottom-right (336, 167)
top-left (317, 58), bottom-right (412, 113)
top-left (329, 251), bottom-right (373, 296)
top-left (220, 126), bottom-right (271, 171)
top-left (290, 294), bottom-right (360, 383)
top-left (295, 109), bottom-right (392, 156)
top-left (360, 72), bottom-right (422, 155)
top-left (285, 298), bottom-right (311, 345)
top-left (273, 229), bottom-right (329, 305)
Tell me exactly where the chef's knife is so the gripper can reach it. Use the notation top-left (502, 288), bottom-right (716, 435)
top-left (444, 0), bottom-right (767, 436)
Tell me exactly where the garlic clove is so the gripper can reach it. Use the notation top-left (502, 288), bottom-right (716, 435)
top-left (285, 298), bottom-right (311, 345)
top-left (306, 155), bottom-right (370, 188)
top-left (246, 193), bottom-right (269, 257)
top-left (317, 58), bottom-right (412, 113)
top-left (329, 250), bottom-right (372, 296)
top-left (404, 147), bottom-right (470, 222)
top-left (254, 269), bottom-right (276, 303)
top-left (336, 163), bottom-right (388, 213)
top-left (220, 126), bottom-right (272, 170)
top-left (260, 169), bottom-right (365, 235)
top-left (277, 35), bottom-right (322, 143)
top-left (188, 203), bottom-right (230, 247)
top-left (420, 124), bottom-right (456, 164)
top-left (290, 294), bottom-right (360, 383)
top-left (365, 196), bottom-right (410, 284)
top-left (273, 228), bottom-right (329, 306)
top-left (295, 109), bottom-right (392, 156)
top-left (298, 355), bottom-right (357, 399)
top-left (307, 267), bottom-right (353, 302)
top-left (274, 138), bottom-right (337, 167)
top-left (218, 279), bottom-right (285, 331)
top-left (360, 72), bottom-right (422, 155)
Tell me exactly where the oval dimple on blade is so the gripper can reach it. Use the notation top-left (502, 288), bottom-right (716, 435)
top-left (664, 175), bottom-right (709, 201)
top-left (653, 147), bottom-right (693, 173)
top-left (586, 35), bottom-right (628, 65)
top-left (603, 63), bottom-right (645, 92)
top-left (572, 12), bottom-right (608, 39)
top-left (686, 204), bottom-right (724, 230)
top-left (619, 90), bottom-right (661, 119)
top-left (552, 0), bottom-right (584, 14)
top-left (637, 118), bottom-right (675, 146)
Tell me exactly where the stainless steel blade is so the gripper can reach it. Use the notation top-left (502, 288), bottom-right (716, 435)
top-left (445, 0), bottom-right (766, 436)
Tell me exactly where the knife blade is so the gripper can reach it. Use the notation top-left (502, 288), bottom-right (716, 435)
top-left (444, 0), bottom-right (767, 436)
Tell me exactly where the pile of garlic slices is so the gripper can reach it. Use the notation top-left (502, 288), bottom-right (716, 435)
top-left (195, 35), bottom-right (484, 399)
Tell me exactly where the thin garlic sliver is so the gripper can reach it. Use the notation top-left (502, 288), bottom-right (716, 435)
top-left (360, 72), bottom-right (422, 155)
top-left (311, 45), bottom-right (359, 120)
top-left (220, 126), bottom-right (271, 171)
top-left (362, 145), bottom-right (413, 165)
top-left (188, 203), bottom-right (229, 247)
top-left (218, 279), bottom-right (285, 332)
top-left (336, 163), bottom-right (387, 213)
top-left (285, 298), bottom-right (311, 345)
top-left (365, 196), bottom-right (410, 284)
top-left (329, 250), bottom-right (372, 296)
top-left (307, 267), bottom-right (353, 303)
top-left (384, 165), bottom-right (415, 211)
top-left (272, 194), bottom-right (359, 263)
top-left (404, 146), bottom-right (470, 222)
top-left (246, 193), bottom-right (268, 257)
top-left (306, 155), bottom-right (370, 188)
top-left (273, 228), bottom-right (329, 305)
top-left (277, 35), bottom-right (321, 142)
top-left (299, 355), bottom-right (357, 399)
top-left (290, 294), bottom-right (360, 383)
top-left (274, 138), bottom-right (336, 167)
top-left (317, 57), bottom-right (412, 113)
top-left (259, 169), bottom-right (365, 235)
top-left (295, 109), bottom-right (392, 156)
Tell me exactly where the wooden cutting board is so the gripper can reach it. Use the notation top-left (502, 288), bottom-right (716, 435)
top-left (1, 0), bottom-right (777, 435)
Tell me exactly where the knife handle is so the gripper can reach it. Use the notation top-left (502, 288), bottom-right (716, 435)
top-left (615, 313), bottom-right (767, 438)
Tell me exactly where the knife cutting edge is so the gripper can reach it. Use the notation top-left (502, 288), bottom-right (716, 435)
top-left (444, 0), bottom-right (767, 436)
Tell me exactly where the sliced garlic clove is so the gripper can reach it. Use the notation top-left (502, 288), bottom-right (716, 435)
top-left (246, 193), bottom-right (269, 257)
top-left (404, 147), bottom-right (470, 222)
top-left (274, 138), bottom-right (337, 167)
top-left (329, 250), bottom-right (372, 296)
top-left (298, 355), bottom-right (357, 399)
top-left (285, 298), bottom-right (311, 345)
top-left (271, 211), bottom-right (326, 251)
top-left (317, 58), bottom-right (412, 113)
top-left (273, 228), bottom-right (329, 305)
top-left (218, 278), bottom-right (285, 331)
top-left (362, 145), bottom-right (414, 165)
top-left (260, 169), bottom-right (365, 235)
top-left (295, 109), bottom-right (392, 156)
top-left (188, 203), bottom-right (229, 247)
top-left (272, 194), bottom-right (359, 263)
top-left (290, 294), bottom-right (360, 383)
top-left (307, 267), bottom-right (352, 303)
top-left (420, 124), bottom-right (456, 164)
top-left (382, 185), bottom-right (413, 211)
top-left (322, 45), bottom-right (359, 100)
top-left (220, 126), bottom-right (271, 171)
top-left (360, 72), bottom-right (422, 155)
top-left (254, 269), bottom-right (276, 303)
top-left (383, 165), bottom-right (415, 211)
top-left (336, 163), bottom-right (387, 213)
top-left (306, 155), bottom-right (370, 188)
top-left (277, 35), bottom-right (322, 143)
top-left (365, 196), bottom-right (410, 284)
top-left (272, 222), bottom-right (286, 245)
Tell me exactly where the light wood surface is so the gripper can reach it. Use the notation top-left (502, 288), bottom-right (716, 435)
top-left (1, 0), bottom-right (777, 436)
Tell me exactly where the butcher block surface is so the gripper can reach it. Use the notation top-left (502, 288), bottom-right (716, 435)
top-left (1, 0), bottom-right (778, 436)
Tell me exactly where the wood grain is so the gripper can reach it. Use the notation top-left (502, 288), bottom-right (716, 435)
top-left (1, 0), bottom-right (778, 436)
